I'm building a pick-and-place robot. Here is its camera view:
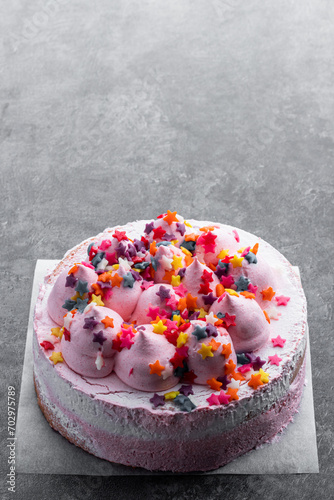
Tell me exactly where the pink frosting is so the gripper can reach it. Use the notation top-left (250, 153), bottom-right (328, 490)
top-left (209, 293), bottom-right (270, 353)
top-left (47, 264), bottom-right (98, 325)
top-left (186, 320), bottom-right (237, 384)
top-left (114, 324), bottom-right (179, 391)
top-left (182, 257), bottom-right (220, 310)
top-left (102, 264), bottom-right (142, 321)
top-left (130, 283), bottom-right (180, 325)
top-left (60, 304), bottom-right (124, 378)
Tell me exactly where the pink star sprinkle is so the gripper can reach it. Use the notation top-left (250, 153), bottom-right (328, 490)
top-left (268, 354), bottom-right (282, 366)
top-left (173, 283), bottom-right (188, 297)
top-left (141, 280), bottom-right (154, 291)
top-left (275, 295), bottom-right (290, 306)
top-left (206, 394), bottom-right (221, 406)
top-left (232, 229), bottom-right (240, 242)
top-left (146, 305), bottom-right (160, 320)
top-left (120, 334), bottom-right (134, 349)
top-left (218, 391), bottom-right (231, 405)
top-left (248, 283), bottom-right (258, 295)
top-left (271, 335), bottom-right (286, 348)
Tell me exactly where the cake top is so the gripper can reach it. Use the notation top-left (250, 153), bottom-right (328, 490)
top-left (36, 211), bottom-right (307, 413)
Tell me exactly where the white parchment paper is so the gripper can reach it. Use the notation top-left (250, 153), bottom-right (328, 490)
top-left (16, 260), bottom-right (319, 475)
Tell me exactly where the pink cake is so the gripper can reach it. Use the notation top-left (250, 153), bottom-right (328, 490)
top-left (33, 211), bottom-right (307, 472)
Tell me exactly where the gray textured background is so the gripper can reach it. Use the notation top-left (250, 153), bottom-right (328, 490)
top-left (1, 0), bottom-right (333, 498)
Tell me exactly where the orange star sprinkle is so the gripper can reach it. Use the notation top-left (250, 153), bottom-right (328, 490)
top-left (240, 291), bottom-right (255, 299)
top-left (163, 269), bottom-right (176, 283)
top-left (186, 293), bottom-right (198, 310)
top-left (248, 373), bottom-right (264, 390)
top-left (226, 387), bottom-right (239, 400)
top-left (98, 272), bottom-right (112, 283)
top-left (149, 360), bottom-right (165, 376)
top-left (251, 243), bottom-right (259, 255)
top-left (91, 283), bottom-right (103, 296)
top-left (221, 343), bottom-right (232, 359)
top-left (224, 359), bottom-right (236, 375)
top-left (101, 316), bottom-right (114, 328)
top-left (207, 378), bottom-right (222, 391)
top-left (150, 240), bottom-right (158, 255)
top-left (68, 264), bottom-right (79, 275)
top-left (177, 297), bottom-right (187, 312)
top-left (163, 210), bottom-right (178, 225)
top-left (230, 371), bottom-right (245, 381)
top-left (110, 273), bottom-right (123, 287)
top-left (184, 255), bottom-right (194, 267)
top-left (199, 226), bottom-right (215, 232)
top-left (209, 338), bottom-right (221, 352)
top-left (260, 287), bottom-right (276, 301)
top-left (185, 233), bottom-right (199, 241)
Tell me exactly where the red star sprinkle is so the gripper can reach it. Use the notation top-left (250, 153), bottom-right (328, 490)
top-left (271, 335), bottom-right (286, 348)
top-left (275, 295), bottom-right (290, 306)
top-left (113, 230), bottom-right (128, 242)
top-left (268, 354), bottom-right (282, 365)
top-left (153, 226), bottom-right (166, 239)
top-left (40, 341), bottom-right (54, 350)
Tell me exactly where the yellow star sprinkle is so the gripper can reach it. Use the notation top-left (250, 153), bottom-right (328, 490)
top-left (184, 221), bottom-right (192, 227)
top-left (49, 352), bottom-right (64, 364)
top-left (51, 327), bottom-right (63, 338)
top-left (171, 255), bottom-right (183, 270)
top-left (171, 274), bottom-right (181, 286)
top-left (198, 308), bottom-right (207, 318)
top-left (217, 248), bottom-right (230, 259)
top-left (259, 368), bottom-right (270, 383)
top-left (181, 246), bottom-right (192, 256)
top-left (237, 247), bottom-right (247, 253)
top-left (152, 320), bottom-right (167, 335)
top-left (225, 289), bottom-right (240, 297)
top-left (91, 294), bottom-right (104, 306)
top-left (164, 391), bottom-right (180, 400)
top-left (172, 314), bottom-right (181, 326)
top-left (230, 255), bottom-right (244, 268)
top-left (176, 332), bottom-right (188, 348)
top-left (197, 343), bottom-right (214, 360)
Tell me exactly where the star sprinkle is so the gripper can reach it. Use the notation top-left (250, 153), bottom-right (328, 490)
top-left (207, 393), bottom-right (220, 406)
top-left (248, 373), bottom-right (263, 390)
top-left (122, 272), bottom-right (135, 288)
top-left (150, 393), bottom-right (165, 407)
top-left (235, 276), bottom-right (250, 292)
top-left (83, 316), bottom-right (99, 330)
top-left (221, 343), bottom-right (232, 358)
top-left (174, 395), bottom-right (196, 412)
top-left (144, 222), bottom-right (155, 234)
top-left (120, 334), bottom-right (135, 349)
top-left (63, 328), bottom-right (71, 341)
top-left (197, 231), bottom-right (217, 253)
top-left (90, 294), bottom-right (104, 307)
top-left (244, 251), bottom-right (257, 264)
top-left (251, 355), bottom-right (266, 371)
top-left (209, 338), bottom-right (221, 352)
top-left (275, 295), bottom-right (290, 306)
top-left (156, 285), bottom-right (171, 301)
top-left (62, 299), bottom-right (77, 312)
top-left (265, 306), bottom-right (281, 320)
top-left (163, 210), bottom-right (179, 225)
top-left (110, 273), bottom-right (123, 287)
top-left (230, 255), bottom-right (244, 268)
top-left (51, 327), bottom-right (62, 338)
top-left (268, 354), bottom-right (282, 366)
top-left (93, 330), bottom-right (107, 345)
top-left (49, 352), bottom-right (63, 364)
top-left (206, 323), bottom-right (218, 337)
top-left (179, 384), bottom-right (194, 396)
top-left (259, 368), bottom-right (270, 383)
top-left (101, 316), bottom-right (114, 328)
top-left (271, 335), bottom-right (286, 348)
top-left (185, 293), bottom-right (198, 310)
top-left (65, 274), bottom-right (78, 288)
top-left (260, 287), bottom-right (276, 301)
top-left (197, 343), bottom-right (213, 360)
top-left (40, 341), bottom-right (54, 350)
top-left (203, 293), bottom-right (217, 306)
top-left (226, 387), bottom-right (239, 400)
top-left (76, 297), bottom-right (89, 312)
top-left (192, 324), bottom-right (207, 341)
top-left (176, 332), bottom-right (188, 348)
top-left (153, 226), bottom-right (166, 240)
top-left (149, 360), bottom-right (165, 376)
top-left (218, 391), bottom-right (231, 405)
top-left (75, 280), bottom-right (89, 296)
top-left (152, 320), bottom-right (167, 335)
top-left (171, 274), bottom-right (181, 286)
top-left (207, 378), bottom-right (222, 391)
top-left (222, 313), bottom-right (236, 328)
top-left (225, 359), bottom-right (236, 375)
top-left (113, 230), bottom-right (128, 242)
top-left (164, 391), bottom-right (180, 400)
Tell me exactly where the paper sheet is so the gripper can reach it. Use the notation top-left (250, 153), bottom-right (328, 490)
top-left (16, 260), bottom-right (319, 475)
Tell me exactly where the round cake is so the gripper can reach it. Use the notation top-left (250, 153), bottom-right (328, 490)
top-left (33, 211), bottom-right (307, 472)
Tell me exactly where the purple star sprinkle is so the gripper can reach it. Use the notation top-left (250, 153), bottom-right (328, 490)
top-left (178, 267), bottom-right (186, 278)
top-left (65, 274), bottom-right (78, 288)
top-left (144, 222), bottom-right (155, 235)
top-left (150, 393), bottom-right (165, 408)
top-left (251, 356), bottom-right (266, 371)
top-left (156, 285), bottom-right (171, 301)
top-left (83, 316), bottom-right (99, 330)
top-left (206, 324), bottom-right (218, 337)
top-left (203, 293), bottom-right (217, 306)
top-left (162, 233), bottom-right (176, 242)
top-left (217, 375), bottom-right (230, 390)
top-left (179, 384), bottom-right (194, 396)
top-left (93, 330), bottom-right (107, 345)
top-left (176, 222), bottom-right (186, 236)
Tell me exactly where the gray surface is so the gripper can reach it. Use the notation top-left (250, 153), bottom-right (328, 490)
top-left (1, 0), bottom-right (333, 498)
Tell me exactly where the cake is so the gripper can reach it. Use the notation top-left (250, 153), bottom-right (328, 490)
top-left (33, 210), bottom-right (307, 472)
